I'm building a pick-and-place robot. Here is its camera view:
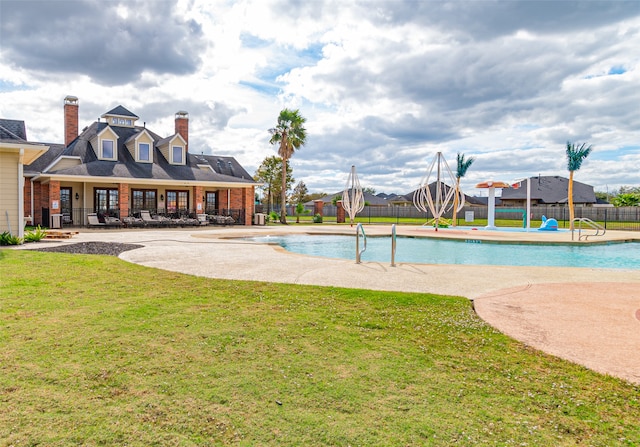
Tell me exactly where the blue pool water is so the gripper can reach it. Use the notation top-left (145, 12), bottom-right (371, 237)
top-left (246, 235), bottom-right (640, 269)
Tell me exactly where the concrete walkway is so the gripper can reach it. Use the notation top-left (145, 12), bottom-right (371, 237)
top-left (21, 225), bottom-right (640, 384)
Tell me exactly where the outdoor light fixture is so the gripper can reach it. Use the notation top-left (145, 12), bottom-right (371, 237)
top-left (160, 194), bottom-right (164, 201)
top-left (75, 192), bottom-right (79, 200)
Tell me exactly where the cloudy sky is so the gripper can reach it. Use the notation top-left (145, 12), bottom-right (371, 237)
top-left (1, 0), bottom-right (639, 196)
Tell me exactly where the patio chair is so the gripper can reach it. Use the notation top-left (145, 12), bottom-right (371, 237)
top-left (104, 216), bottom-right (123, 227)
top-left (123, 216), bottom-right (145, 227)
top-left (197, 214), bottom-right (209, 226)
top-left (87, 213), bottom-right (105, 227)
top-left (140, 210), bottom-right (162, 227)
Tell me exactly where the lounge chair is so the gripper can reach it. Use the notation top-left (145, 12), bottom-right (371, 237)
top-left (123, 216), bottom-right (145, 227)
top-left (104, 216), bottom-right (123, 227)
top-left (140, 210), bottom-right (162, 227)
top-left (87, 213), bottom-right (105, 227)
top-left (197, 214), bottom-right (209, 226)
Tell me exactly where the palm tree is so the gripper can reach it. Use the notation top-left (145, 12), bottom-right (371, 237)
top-left (452, 152), bottom-right (475, 226)
top-left (269, 109), bottom-right (307, 224)
top-left (566, 141), bottom-right (593, 230)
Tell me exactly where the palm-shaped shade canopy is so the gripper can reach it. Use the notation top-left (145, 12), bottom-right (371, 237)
top-left (456, 153), bottom-right (475, 179)
top-left (566, 142), bottom-right (593, 172)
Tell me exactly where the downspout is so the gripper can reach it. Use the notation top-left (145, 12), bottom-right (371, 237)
top-left (227, 189), bottom-right (230, 211)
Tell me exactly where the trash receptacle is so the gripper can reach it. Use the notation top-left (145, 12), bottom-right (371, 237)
top-left (50, 213), bottom-right (63, 229)
top-left (253, 213), bottom-right (266, 225)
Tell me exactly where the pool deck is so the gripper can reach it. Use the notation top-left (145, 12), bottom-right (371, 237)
top-left (17, 224), bottom-right (640, 385)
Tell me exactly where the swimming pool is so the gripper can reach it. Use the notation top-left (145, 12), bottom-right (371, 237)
top-left (246, 235), bottom-right (640, 269)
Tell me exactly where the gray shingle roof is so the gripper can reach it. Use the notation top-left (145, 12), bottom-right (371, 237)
top-left (102, 105), bottom-right (139, 118)
top-left (0, 119), bottom-right (27, 141)
top-left (25, 115), bottom-right (255, 185)
top-left (501, 176), bottom-right (595, 204)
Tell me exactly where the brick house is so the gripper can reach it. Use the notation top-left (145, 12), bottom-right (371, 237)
top-left (22, 96), bottom-right (256, 227)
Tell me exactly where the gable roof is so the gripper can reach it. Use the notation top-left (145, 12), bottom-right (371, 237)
top-left (102, 105), bottom-right (139, 119)
top-left (501, 175), bottom-right (595, 204)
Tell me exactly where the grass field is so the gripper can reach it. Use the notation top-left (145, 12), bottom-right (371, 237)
top-left (1, 249), bottom-right (638, 446)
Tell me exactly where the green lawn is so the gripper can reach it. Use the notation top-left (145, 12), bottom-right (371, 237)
top-left (1, 249), bottom-right (638, 446)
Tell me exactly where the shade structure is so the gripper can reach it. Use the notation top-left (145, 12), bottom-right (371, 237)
top-left (475, 180), bottom-right (510, 229)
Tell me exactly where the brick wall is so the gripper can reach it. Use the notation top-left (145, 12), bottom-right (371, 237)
top-left (227, 187), bottom-right (254, 225)
top-left (336, 200), bottom-right (345, 223)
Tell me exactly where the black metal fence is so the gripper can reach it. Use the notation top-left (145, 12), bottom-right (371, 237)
top-left (291, 204), bottom-right (640, 231)
top-left (39, 208), bottom-right (246, 228)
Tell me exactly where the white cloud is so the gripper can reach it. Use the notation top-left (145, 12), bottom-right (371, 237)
top-left (1, 0), bottom-right (638, 196)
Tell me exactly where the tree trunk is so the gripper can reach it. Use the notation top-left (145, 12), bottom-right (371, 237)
top-left (568, 171), bottom-right (575, 231)
top-left (280, 158), bottom-right (288, 224)
top-left (452, 178), bottom-right (460, 227)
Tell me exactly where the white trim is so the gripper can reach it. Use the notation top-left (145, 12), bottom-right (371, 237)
top-left (101, 139), bottom-right (117, 160)
top-left (137, 141), bottom-right (152, 163)
top-left (18, 149), bottom-right (25, 238)
top-left (35, 173), bottom-right (255, 188)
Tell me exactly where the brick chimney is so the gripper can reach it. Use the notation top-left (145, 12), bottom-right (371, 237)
top-left (175, 111), bottom-right (189, 152)
top-left (64, 95), bottom-right (79, 146)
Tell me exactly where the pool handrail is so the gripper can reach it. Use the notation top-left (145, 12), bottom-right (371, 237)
top-left (356, 223), bottom-right (367, 264)
top-left (391, 224), bottom-right (397, 267)
top-left (572, 218), bottom-right (606, 241)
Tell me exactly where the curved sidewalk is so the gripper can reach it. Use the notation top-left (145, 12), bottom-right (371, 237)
top-left (24, 225), bottom-right (640, 384)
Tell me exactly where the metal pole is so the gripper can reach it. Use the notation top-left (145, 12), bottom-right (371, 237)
top-left (391, 224), bottom-right (396, 267)
top-left (526, 177), bottom-right (531, 231)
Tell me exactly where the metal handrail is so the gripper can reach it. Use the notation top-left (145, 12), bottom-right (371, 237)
top-left (356, 223), bottom-right (367, 263)
top-left (391, 224), bottom-right (397, 267)
top-left (572, 217), bottom-right (606, 241)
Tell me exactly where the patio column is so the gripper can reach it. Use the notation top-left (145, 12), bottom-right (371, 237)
top-left (49, 180), bottom-right (60, 215)
top-left (118, 183), bottom-right (129, 218)
top-left (194, 185), bottom-right (204, 213)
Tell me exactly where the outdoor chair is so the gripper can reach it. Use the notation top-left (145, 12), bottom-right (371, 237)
top-left (123, 216), bottom-right (145, 227)
top-left (104, 216), bottom-right (123, 227)
top-left (140, 210), bottom-right (162, 227)
top-left (197, 214), bottom-right (209, 226)
top-left (87, 213), bottom-right (105, 227)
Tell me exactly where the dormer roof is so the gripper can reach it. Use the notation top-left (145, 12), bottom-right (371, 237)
top-left (102, 105), bottom-right (139, 119)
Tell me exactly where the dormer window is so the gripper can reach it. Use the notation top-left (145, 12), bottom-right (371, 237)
top-left (112, 117), bottom-right (133, 126)
top-left (102, 139), bottom-right (115, 160)
top-left (172, 146), bottom-right (184, 164)
top-left (139, 142), bottom-right (150, 162)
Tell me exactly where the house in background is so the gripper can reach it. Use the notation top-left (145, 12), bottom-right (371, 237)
top-left (500, 175), bottom-right (596, 208)
top-left (21, 96), bottom-right (256, 227)
top-left (0, 119), bottom-right (49, 238)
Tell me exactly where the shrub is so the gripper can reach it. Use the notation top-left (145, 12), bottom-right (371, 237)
top-left (24, 225), bottom-right (47, 243)
top-left (269, 211), bottom-right (279, 222)
top-left (0, 231), bottom-right (23, 246)
top-left (313, 213), bottom-right (323, 223)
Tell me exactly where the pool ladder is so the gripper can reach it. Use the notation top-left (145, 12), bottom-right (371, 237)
top-left (355, 223), bottom-right (367, 263)
top-left (572, 218), bottom-right (606, 241)
top-left (355, 224), bottom-right (398, 267)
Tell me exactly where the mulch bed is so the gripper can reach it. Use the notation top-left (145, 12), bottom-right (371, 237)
top-left (33, 242), bottom-right (143, 257)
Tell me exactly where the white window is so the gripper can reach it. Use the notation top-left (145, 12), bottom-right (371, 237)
top-left (102, 140), bottom-right (115, 159)
top-left (139, 142), bottom-right (150, 161)
top-left (172, 145), bottom-right (183, 164)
